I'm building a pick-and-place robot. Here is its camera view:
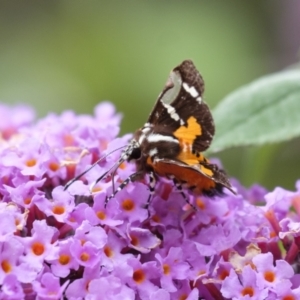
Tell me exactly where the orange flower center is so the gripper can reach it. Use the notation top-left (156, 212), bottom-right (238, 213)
top-left (59, 254), bottom-right (70, 265)
top-left (133, 269), bottom-right (145, 284)
top-left (1, 260), bottom-right (12, 273)
top-left (26, 158), bottom-right (37, 167)
top-left (104, 246), bottom-right (113, 257)
top-left (219, 270), bottom-right (229, 280)
top-left (122, 199), bottom-right (135, 211)
top-left (52, 205), bottom-right (65, 215)
top-left (130, 235), bottom-right (138, 246)
top-left (49, 162), bottom-right (60, 172)
top-left (24, 197), bottom-right (32, 205)
top-left (96, 211), bottom-right (106, 220)
top-left (32, 242), bottom-right (45, 256)
top-left (282, 295), bottom-right (296, 300)
top-left (80, 252), bottom-right (90, 262)
top-left (119, 162), bottom-right (126, 169)
top-left (241, 287), bottom-right (254, 297)
top-left (264, 271), bottom-right (275, 282)
top-left (163, 264), bottom-right (170, 275)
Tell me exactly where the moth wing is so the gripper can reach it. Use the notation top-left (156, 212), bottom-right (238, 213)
top-left (147, 60), bottom-right (214, 152)
top-left (152, 158), bottom-right (234, 194)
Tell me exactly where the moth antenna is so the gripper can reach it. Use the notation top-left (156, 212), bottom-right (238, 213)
top-left (110, 158), bottom-right (127, 193)
top-left (64, 145), bottom-right (127, 191)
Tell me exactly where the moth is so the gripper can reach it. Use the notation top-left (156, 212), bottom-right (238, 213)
top-left (66, 60), bottom-right (234, 205)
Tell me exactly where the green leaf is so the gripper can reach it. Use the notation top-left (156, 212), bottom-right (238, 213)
top-left (209, 69), bottom-right (300, 153)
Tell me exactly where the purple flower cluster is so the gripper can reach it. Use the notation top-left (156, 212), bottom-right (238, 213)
top-left (0, 102), bottom-right (300, 299)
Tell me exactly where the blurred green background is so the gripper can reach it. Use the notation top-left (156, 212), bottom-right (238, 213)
top-left (0, 1), bottom-right (299, 191)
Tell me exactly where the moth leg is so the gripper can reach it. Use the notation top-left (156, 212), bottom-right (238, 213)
top-left (91, 149), bottom-right (130, 194)
top-left (145, 171), bottom-right (156, 210)
top-left (172, 178), bottom-right (196, 211)
top-left (105, 172), bottom-right (141, 207)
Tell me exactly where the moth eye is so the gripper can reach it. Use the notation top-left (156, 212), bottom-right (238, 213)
top-left (130, 148), bottom-right (142, 160)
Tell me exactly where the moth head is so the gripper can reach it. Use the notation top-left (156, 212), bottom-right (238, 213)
top-left (129, 147), bottom-right (141, 161)
top-left (126, 140), bottom-right (142, 162)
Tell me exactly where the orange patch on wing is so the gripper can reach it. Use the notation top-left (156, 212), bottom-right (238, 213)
top-left (175, 151), bottom-right (213, 178)
top-left (173, 116), bottom-right (208, 168)
top-left (153, 161), bottom-right (215, 194)
top-left (177, 151), bottom-right (202, 166)
top-left (174, 116), bottom-right (202, 143)
top-left (199, 164), bottom-right (213, 177)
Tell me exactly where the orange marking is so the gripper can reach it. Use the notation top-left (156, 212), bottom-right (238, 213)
top-left (173, 116), bottom-right (208, 168)
top-left (200, 164), bottom-right (213, 177)
top-left (177, 152), bottom-right (201, 166)
top-left (147, 156), bottom-right (154, 168)
top-left (174, 116), bottom-right (202, 143)
top-left (153, 161), bottom-right (215, 194)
